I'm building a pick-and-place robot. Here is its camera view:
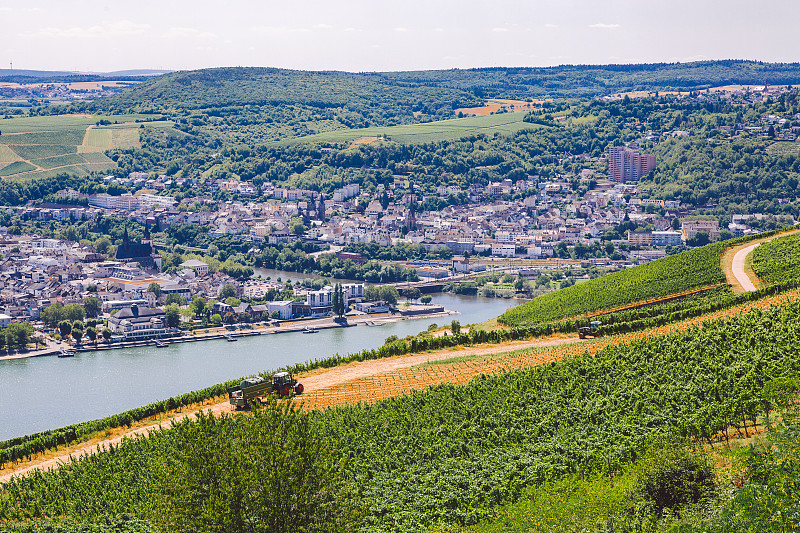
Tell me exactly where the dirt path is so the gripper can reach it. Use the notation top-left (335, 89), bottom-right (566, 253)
top-left (721, 229), bottom-right (800, 292)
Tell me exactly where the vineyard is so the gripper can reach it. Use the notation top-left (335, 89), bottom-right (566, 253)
top-left (499, 241), bottom-right (730, 326)
top-left (498, 230), bottom-right (793, 327)
top-left (750, 231), bottom-right (800, 285)
top-left (4, 297), bottom-right (800, 531)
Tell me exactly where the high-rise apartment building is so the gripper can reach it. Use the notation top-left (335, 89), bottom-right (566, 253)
top-left (608, 146), bottom-right (656, 182)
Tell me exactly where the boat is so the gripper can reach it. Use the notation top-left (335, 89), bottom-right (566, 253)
top-left (225, 334), bottom-right (237, 342)
top-left (154, 339), bottom-right (169, 348)
top-left (302, 326), bottom-right (319, 334)
top-left (58, 348), bottom-right (75, 358)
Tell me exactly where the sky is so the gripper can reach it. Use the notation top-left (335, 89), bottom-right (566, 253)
top-left (2, 0), bottom-right (799, 73)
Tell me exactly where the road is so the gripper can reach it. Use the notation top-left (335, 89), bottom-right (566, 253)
top-left (731, 242), bottom-right (762, 292)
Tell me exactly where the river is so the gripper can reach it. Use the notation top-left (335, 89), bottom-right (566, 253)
top-left (0, 293), bottom-right (517, 440)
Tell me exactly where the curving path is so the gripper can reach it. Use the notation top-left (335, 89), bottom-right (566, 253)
top-left (731, 242), bottom-right (762, 292)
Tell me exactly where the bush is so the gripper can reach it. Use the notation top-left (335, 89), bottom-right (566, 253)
top-left (631, 443), bottom-right (716, 516)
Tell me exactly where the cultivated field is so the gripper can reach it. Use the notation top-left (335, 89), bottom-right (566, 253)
top-left (766, 141), bottom-right (800, 156)
top-left (454, 98), bottom-right (546, 116)
top-left (276, 111), bottom-right (544, 146)
top-left (0, 114), bottom-right (168, 178)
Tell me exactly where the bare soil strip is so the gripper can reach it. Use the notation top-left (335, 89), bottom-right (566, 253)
top-left (721, 229), bottom-right (800, 292)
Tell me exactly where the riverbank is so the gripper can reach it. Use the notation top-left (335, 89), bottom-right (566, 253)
top-left (0, 306), bottom-right (459, 361)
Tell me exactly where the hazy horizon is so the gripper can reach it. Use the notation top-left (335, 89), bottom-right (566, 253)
top-left (2, 0), bottom-right (798, 74)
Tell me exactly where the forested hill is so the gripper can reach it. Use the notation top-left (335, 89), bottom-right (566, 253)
top-left (99, 60), bottom-right (800, 113)
top-left (98, 67), bottom-right (482, 121)
top-left (372, 60), bottom-right (800, 97)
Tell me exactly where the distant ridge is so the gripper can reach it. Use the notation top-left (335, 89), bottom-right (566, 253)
top-left (0, 68), bottom-right (172, 80)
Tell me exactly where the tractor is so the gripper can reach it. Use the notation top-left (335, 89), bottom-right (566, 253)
top-left (228, 372), bottom-right (304, 409)
top-left (578, 320), bottom-right (602, 339)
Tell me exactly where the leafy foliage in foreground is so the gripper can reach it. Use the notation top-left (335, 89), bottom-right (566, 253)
top-left (6, 298), bottom-right (800, 531)
top-left (750, 231), bottom-right (800, 285)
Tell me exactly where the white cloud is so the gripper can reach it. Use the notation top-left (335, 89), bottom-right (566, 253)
top-left (433, 27), bottom-right (445, 32)
top-left (394, 27), bottom-right (409, 32)
top-left (313, 23), bottom-right (332, 29)
top-left (588, 23), bottom-right (620, 29)
top-left (343, 27), bottom-right (360, 32)
top-left (544, 23), bottom-right (559, 29)
top-left (491, 27), bottom-right (509, 33)
top-left (0, 6), bottom-right (12, 12)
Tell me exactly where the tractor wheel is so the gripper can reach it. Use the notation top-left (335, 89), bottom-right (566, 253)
top-left (283, 385), bottom-right (293, 398)
top-left (295, 383), bottom-right (304, 395)
top-left (579, 333), bottom-right (585, 339)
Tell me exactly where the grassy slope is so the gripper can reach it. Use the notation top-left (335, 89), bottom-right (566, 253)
top-left (500, 242), bottom-right (729, 327)
top-left (272, 111), bottom-right (542, 146)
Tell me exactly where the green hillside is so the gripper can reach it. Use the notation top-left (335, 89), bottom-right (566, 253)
top-left (499, 241), bottom-right (732, 327)
top-left (274, 111), bottom-right (544, 146)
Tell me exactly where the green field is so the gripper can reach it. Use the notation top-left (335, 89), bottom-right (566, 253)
top-left (274, 111), bottom-right (544, 146)
top-left (0, 114), bottom-right (163, 178)
top-left (766, 141), bottom-right (800, 156)
top-left (0, 161), bottom-right (36, 177)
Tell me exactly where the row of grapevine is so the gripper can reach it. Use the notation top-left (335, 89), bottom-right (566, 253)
top-left (5, 297), bottom-right (800, 530)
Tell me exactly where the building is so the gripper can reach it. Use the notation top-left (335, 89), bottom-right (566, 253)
top-left (608, 146), bottom-right (656, 182)
top-left (652, 231), bottom-right (683, 246)
top-left (115, 227), bottom-right (162, 271)
top-left (179, 259), bottom-right (210, 276)
top-left (108, 304), bottom-right (166, 339)
top-left (267, 300), bottom-right (294, 320)
top-left (627, 231), bottom-right (653, 246)
top-left (681, 220), bottom-right (720, 241)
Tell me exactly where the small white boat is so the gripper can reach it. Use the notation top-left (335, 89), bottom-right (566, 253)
top-left (302, 326), bottom-right (319, 334)
top-left (58, 349), bottom-right (75, 358)
top-left (154, 339), bottom-right (169, 348)
top-left (225, 334), bottom-right (238, 342)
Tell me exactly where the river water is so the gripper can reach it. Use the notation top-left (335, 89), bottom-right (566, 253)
top-left (0, 293), bottom-right (517, 440)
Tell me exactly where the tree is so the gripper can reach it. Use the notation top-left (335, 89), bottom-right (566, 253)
top-left (237, 312), bottom-right (251, 323)
top-left (58, 320), bottom-right (72, 339)
top-left (190, 296), bottom-right (206, 318)
top-left (148, 282), bottom-right (162, 298)
top-left (403, 287), bottom-right (422, 302)
top-left (332, 283), bottom-right (346, 317)
top-left (223, 312), bottom-right (236, 324)
top-left (219, 284), bottom-right (237, 299)
top-left (211, 313), bottom-right (223, 325)
top-left (41, 302), bottom-right (65, 328)
top-left (85, 326), bottom-right (97, 343)
top-left (94, 236), bottom-right (112, 254)
top-left (102, 327), bottom-right (112, 343)
top-left (225, 297), bottom-right (241, 308)
top-left (5, 322), bottom-right (33, 350)
top-left (450, 320), bottom-right (461, 335)
top-left (71, 321), bottom-right (84, 344)
top-left (420, 295), bottom-right (432, 304)
top-left (83, 296), bottom-right (102, 318)
top-left (63, 303), bottom-right (86, 322)
top-left (271, 311), bottom-right (280, 319)
top-left (165, 293), bottom-right (187, 306)
top-left (165, 303), bottom-right (182, 328)
top-left (687, 231), bottom-right (711, 247)
top-left (147, 405), bottom-right (360, 533)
